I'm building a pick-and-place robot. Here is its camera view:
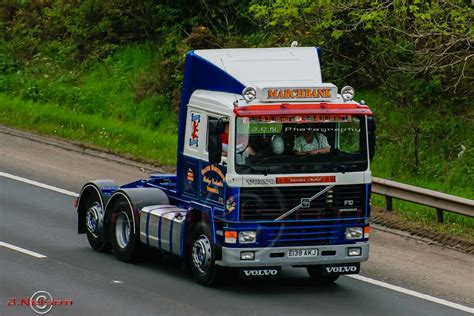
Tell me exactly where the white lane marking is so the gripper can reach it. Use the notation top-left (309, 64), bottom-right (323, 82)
top-left (0, 171), bottom-right (78, 197)
top-left (2, 172), bottom-right (473, 312)
top-left (0, 241), bottom-right (47, 258)
top-left (111, 280), bottom-right (124, 284)
top-left (348, 274), bottom-right (474, 313)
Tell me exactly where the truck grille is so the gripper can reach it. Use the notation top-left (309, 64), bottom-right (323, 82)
top-left (239, 184), bottom-right (365, 221)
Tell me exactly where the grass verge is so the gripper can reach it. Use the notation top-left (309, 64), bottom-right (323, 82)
top-left (0, 93), bottom-right (177, 166)
top-left (372, 195), bottom-right (474, 240)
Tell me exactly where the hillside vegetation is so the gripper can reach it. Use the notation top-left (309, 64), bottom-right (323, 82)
top-left (0, 1), bottom-right (472, 234)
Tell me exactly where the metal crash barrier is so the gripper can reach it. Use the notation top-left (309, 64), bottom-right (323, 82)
top-left (371, 177), bottom-right (474, 223)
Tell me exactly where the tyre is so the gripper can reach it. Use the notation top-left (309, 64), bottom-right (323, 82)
top-left (189, 223), bottom-right (223, 286)
top-left (83, 192), bottom-right (111, 252)
top-left (110, 197), bottom-right (143, 262)
top-left (306, 266), bottom-right (340, 284)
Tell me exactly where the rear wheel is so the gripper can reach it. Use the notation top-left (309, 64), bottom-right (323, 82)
top-left (110, 198), bottom-right (143, 262)
top-left (84, 193), bottom-right (110, 252)
top-left (306, 266), bottom-right (340, 284)
top-left (189, 223), bottom-right (223, 286)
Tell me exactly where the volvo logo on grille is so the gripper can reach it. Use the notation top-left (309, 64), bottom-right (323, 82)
top-left (301, 198), bottom-right (311, 208)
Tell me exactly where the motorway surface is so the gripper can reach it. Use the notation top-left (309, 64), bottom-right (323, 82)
top-left (1, 130), bottom-right (473, 315)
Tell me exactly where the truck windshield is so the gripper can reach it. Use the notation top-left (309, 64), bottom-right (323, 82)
top-left (235, 115), bottom-right (368, 174)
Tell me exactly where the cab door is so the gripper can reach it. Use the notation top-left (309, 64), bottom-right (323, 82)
top-left (200, 115), bottom-right (228, 205)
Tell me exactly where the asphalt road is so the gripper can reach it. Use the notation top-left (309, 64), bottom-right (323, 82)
top-left (1, 129), bottom-right (473, 315)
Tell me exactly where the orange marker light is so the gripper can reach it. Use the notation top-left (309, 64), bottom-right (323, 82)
top-left (224, 231), bottom-right (237, 244)
top-left (364, 226), bottom-right (370, 239)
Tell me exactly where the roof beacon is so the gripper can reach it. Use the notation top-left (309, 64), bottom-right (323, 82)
top-left (242, 86), bottom-right (257, 103)
top-left (341, 85), bottom-right (355, 102)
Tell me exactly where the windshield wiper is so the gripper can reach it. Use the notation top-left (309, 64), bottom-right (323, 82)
top-left (249, 156), bottom-right (278, 165)
top-left (330, 162), bottom-right (360, 174)
top-left (250, 166), bottom-right (272, 176)
top-left (285, 154), bottom-right (314, 169)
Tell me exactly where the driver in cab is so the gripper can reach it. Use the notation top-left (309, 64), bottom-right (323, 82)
top-left (293, 129), bottom-right (331, 155)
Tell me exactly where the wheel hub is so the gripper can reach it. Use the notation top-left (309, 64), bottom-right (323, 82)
top-left (115, 211), bottom-right (131, 249)
top-left (192, 235), bottom-right (212, 274)
top-left (86, 202), bottom-right (103, 237)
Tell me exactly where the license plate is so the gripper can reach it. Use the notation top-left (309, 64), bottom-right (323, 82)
top-left (288, 249), bottom-right (318, 258)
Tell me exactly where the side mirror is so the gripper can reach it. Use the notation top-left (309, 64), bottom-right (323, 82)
top-left (367, 116), bottom-right (376, 160)
top-left (208, 118), bottom-right (225, 165)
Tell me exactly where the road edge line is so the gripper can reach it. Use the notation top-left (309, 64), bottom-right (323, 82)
top-left (0, 125), bottom-right (166, 174)
top-left (0, 241), bottom-right (47, 259)
top-left (0, 171), bottom-right (79, 197)
top-left (348, 274), bottom-right (473, 313)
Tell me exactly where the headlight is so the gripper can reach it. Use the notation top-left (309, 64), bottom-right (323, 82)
top-left (348, 247), bottom-right (362, 256)
top-left (239, 231), bottom-right (257, 244)
top-left (345, 227), bottom-right (363, 239)
top-left (240, 251), bottom-right (255, 260)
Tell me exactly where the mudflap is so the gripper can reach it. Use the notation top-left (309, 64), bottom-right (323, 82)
top-left (321, 263), bottom-right (360, 276)
top-left (239, 267), bottom-right (281, 279)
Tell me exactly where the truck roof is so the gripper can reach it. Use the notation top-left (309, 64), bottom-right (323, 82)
top-left (194, 47), bottom-right (322, 87)
top-left (184, 48), bottom-right (371, 114)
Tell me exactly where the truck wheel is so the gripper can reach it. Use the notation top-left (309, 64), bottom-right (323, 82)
top-left (189, 223), bottom-right (222, 286)
top-left (306, 266), bottom-right (340, 284)
top-left (84, 193), bottom-right (110, 252)
top-left (110, 197), bottom-right (143, 262)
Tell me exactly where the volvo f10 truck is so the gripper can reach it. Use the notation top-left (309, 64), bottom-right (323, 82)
top-left (76, 47), bottom-right (376, 286)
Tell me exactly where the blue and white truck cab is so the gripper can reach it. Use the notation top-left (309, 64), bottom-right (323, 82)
top-left (76, 47), bottom-right (376, 286)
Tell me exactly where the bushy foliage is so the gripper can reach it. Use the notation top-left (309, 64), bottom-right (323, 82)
top-left (0, 0), bottom-right (472, 193)
top-left (249, 0), bottom-right (473, 105)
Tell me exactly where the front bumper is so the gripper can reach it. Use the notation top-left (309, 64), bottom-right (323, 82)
top-left (216, 242), bottom-right (369, 267)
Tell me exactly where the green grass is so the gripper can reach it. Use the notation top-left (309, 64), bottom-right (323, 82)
top-left (372, 195), bottom-right (474, 240)
top-left (358, 91), bottom-right (473, 199)
top-left (1, 44), bottom-right (178, 131)
top-left (0, 44), bottom-right (179, 165)
top-left (0, 93), bottom-right (177, 166)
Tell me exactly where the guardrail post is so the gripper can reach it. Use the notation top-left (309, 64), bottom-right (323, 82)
top-left (436, 208), bottom-right (444, 223)
top-left (385, 196), bottom-right (393, 211)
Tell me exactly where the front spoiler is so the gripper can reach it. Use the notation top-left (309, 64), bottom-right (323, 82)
top-left (216, 242), bottom-right (369, 267)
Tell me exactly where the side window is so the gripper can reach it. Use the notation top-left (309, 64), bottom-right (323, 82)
top-left (207, 116), bottom-right (228, 158)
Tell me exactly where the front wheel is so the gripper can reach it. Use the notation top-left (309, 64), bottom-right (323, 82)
top-left (306, 266), bottom-right (340, 284)
top-left (189, 223), bottom-right (223, 286)
top-left (110, 197), bottom-right (143, 262)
